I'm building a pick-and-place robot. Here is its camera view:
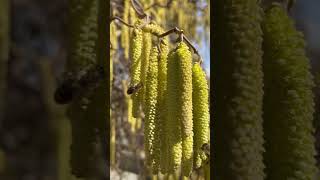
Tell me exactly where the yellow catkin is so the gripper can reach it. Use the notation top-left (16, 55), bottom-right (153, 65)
top-left (192, 63), bottom-right (210, 169)
top-left (130, 25), bottom-right (143, 118)
top-left (110, 22), bottom-right (117, 89)
top-left (127, 97), bottom-right (137, 133)
top-left (140, 32), bottom-right (152, 110)
top-left (166, 49), bottom-right (182, 173)
top-left (67, 0), bottom-right (98, 177)
top-left (176, 42), bottom-right (193, 177)
top-left (158, 39), bottom-right (170, 174)
top-left (121, 0), bottom-right (130, 59)
top-left (144, 46), bottom-right (159, 172)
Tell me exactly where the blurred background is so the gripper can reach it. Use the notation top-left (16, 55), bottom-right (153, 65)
top-left (0, 0), bottom-right (319, 180)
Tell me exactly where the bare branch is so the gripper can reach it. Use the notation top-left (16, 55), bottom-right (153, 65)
top-left (131, 0), bottom-right (147, 18)
top-left (182, 35), bottom-right (203, 64)
top-left (145, 0), bottom-right (174, 11)
top-left (110, 16), bottom-right (135, 28)
top-left (110, 17), bottom-right (203, 64)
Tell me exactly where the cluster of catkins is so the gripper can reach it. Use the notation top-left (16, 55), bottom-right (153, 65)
top-left (128, 20), bottom-right (210, 176)
top-left (212, 1), bottom-right (317, 180)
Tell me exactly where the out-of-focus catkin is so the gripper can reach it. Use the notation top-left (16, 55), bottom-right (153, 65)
top-left (129, 26), bottom-right (143, 118)
top-left (144, 46), bottom-right (159, 172)
top-left (262, 4), bottom-right (317, 180)
top-left (212, 0), bottom-right (265, 179)
top-left (192, 62), bottom-right (209, 169)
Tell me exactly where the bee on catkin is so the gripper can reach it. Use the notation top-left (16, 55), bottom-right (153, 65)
top-left (176, 42), bottom-right (193, 177)
top-left (262, 4), bottom-right (317, 180)
top-left (144, 46), bottom-right (159, 172)
top-left (129, 26), bottom-right (143, 118)
top-left (192, 62), bottom-right (210, 169)
top-left (166, 49), bottom-right (182, 173)
top-left (212, 0), bottom-right (265, 179)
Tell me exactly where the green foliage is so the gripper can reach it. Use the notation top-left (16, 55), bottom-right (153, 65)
top-left (262, 4), bottom-right (317, 179)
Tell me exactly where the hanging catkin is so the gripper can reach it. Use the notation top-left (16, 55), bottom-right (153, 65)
top-left (140, 32), bottom-right (152, 110)
top-left (212, 0), bottom-right (265, 179)
top-left (144, 46), bottom-right (159, 172)
top-left (67, 0), bottom-right (98, 177)
top-left (158, 39), bottom-right (170, 174)
top-left (192, 62), bottom-right (209, 169)
top-left (141, 22), bottom-right (171, 173)
top-left (176, 42), bottom-right (193, 177)
top-left (121, 0), bottom-right (130, 59)
top-left (262, 4), bottom-right (317, 179)
top-left (130, 24), bottom-right (143, 118)
top-left (166, 49), bottom-right (182, 173)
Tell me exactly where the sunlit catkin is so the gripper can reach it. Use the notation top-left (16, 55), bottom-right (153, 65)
top-left (262, 4), bottom-right (317, 180)
top-left (142, 22), bottom-right (170, 173)
top-left (121, 0), bottom-right (130, 59)
top-left (158, 39), bottom-right (170, 174)
top-left (212, 0), bottom-right (265, 179)
top-left (166, 49), bottom-right (182, 173)
top-left (192, 62), bottom-right (209, 169)
top-left (140, 32), bottom-right (152, 110)
top-left (130, 27), bottom-right (143, 118)
top-left (144, 46), bottom-right (159, 172)
top-left (176, 42), bottom-right (193, 177)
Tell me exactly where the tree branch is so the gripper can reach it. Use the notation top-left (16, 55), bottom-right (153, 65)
top-left (145, 0), bottom-right (174, 11)
top-left (110, 16), bottom-right (135, 28)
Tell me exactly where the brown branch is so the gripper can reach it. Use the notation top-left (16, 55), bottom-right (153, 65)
top-left (182, 34), bottom-right (203, 64)
top-left (145, 0), bottom-right (174, 11)
top-left (156, 28), bottom-right (203, 64)
top-left (111, 17), bottom-right (203, 64)
top-left (110, 16), bottom-right (135, 28)
top-left (131, 0), bottom-right (147, 18)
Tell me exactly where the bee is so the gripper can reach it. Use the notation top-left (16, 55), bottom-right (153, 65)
top-left (127, 82), bottom-right (143, 95)
top-left (54, 65), bottom-right (105, 104)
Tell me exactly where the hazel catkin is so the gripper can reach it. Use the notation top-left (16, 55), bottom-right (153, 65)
top-left (262, 4), bottom-right (317, 180)
top-left (144, 46), bottom-right (159, 172)
top-left (192, 62), bottom-right (210, 169)
top-left (176, 42), bottom-right (193, 177)
top-left (129, 27), bottom-right (143, 118)
top-left (212, 0), bottom-right (265, 179)
top-left (166, 49), bottom-right (182, 173)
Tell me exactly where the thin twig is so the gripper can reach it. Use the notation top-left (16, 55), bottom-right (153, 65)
top-left (157, 28), bottom-right (203, 64)
top-left (182, 34), bottom-right (203, 64)
top-left (145, 0), bottom-right (174, 11)
top-left (157, 27), bottom-right (183, 38)
top-left (110, 17), bottom-right (203, 64)
top-left (131, 0), bottom-right (147, 18)
top-left (110, 16), bottom-right (135, 28)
